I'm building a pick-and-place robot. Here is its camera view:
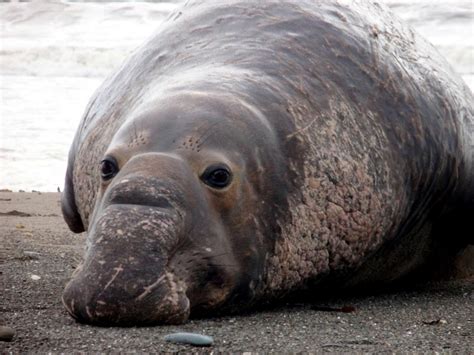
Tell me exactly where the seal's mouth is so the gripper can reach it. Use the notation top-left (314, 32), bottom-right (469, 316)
top-left (62, 204), bottom-right (191, 326)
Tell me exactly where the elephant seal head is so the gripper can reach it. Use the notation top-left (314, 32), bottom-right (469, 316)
top-left (62, 91), bottom-right (295, 325)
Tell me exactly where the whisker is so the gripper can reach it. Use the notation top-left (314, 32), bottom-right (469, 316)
top-left (202, 252), bottom-right (232, 258)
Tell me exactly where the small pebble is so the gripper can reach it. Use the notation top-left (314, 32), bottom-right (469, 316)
top-left (164, 332), bottom-right (213, 347)
top-left (0, 326), bottom-right (15, 342)
top-left (30, 274), bottom-right (41, 281)
top-left (23, 251), bottom-right (40, 259)
top-left (423, 319), bottom-right (447, 325)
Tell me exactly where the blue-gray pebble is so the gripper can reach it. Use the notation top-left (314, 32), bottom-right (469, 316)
top-left (164, 332), bottom-right (213, 347)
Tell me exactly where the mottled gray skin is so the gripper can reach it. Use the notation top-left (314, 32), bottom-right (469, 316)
top-left (61, 0), bottom-right (474, 325)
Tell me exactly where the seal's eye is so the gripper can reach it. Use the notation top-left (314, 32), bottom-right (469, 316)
top-left (201, 164), bottom-right (232, 189)
top-left (100, 157), bottom-right (119, 181)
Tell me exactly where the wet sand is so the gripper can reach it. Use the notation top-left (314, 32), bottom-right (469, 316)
top-left (0, 191), bottom-right (472, 352)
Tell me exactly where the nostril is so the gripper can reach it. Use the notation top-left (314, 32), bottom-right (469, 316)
top-left (106, 179), bottom-right (175, 210)
top-left (109, 194), bottom-right (173, 209)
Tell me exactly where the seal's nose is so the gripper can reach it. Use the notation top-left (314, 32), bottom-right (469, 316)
top-left (61, 203), bottom-right (190, 325)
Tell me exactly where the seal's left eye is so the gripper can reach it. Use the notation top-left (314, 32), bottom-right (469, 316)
top-left (100, 157), bottom-right (119, 181)
top-left (201, 164), bottom-right (232, 189)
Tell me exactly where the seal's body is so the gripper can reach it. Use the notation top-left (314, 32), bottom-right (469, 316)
top-left (62, 0), bottom-right (474, 325)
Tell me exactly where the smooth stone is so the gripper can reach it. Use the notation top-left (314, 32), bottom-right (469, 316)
top-left (164, 332), bottom-right (213, 347)
top-left (0, 326), bottom-right (15, 342)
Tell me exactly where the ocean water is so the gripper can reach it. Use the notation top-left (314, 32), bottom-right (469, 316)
top-left (0, 0), bottom-right (473, 191)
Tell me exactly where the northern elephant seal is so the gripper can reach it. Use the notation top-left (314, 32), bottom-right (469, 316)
top-left (61, 0), bottom-right (474, 325)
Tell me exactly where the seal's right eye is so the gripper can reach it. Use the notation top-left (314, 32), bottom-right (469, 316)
top-left (201, 164), bottom-right (233, 189)
top-left (100, 157), bottom-right (119, 181)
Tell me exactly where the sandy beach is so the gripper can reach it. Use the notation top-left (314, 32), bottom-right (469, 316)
top-left (0, 191), bottom-right (472, 352)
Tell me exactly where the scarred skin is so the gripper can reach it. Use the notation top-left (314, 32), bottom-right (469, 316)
top-left (61, 0), bottom-right (474, 325)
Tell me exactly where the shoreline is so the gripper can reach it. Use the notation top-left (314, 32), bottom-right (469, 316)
top-left (0, 191), bottom-right (473, 352)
